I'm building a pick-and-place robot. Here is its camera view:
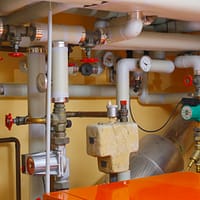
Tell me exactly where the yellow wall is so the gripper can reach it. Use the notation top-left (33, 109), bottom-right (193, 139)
top-left (0, 12), bottom-right (195, 200)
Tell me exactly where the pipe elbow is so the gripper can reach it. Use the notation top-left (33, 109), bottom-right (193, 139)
top-left (175, 55), bottom-right (200, 71)
top-left (122, 18), bottom-right (143, 39)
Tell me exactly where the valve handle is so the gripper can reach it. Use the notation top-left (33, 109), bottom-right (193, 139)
top-left (5, 113), bottom-right (14, 130)
top-left (183, 75), bottom-right (193, 87)
top-left (80, 58), bottom-right (99, 63)
top-left (0, 56), bottom-right (3, 61)
top-left (8, 52), bottom-right (24, 58)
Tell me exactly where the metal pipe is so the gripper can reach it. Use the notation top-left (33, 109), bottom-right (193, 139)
top-left (0, 137), bottom-right (21, 200)
top-left (66, 111), bottom-right (107, 118)
top-left (46, 7), bottom-right (52, 194)
top-left (130, 114), bottom-right (194, 179)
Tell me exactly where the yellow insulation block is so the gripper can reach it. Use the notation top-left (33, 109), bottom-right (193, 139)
top-left (86, 122), bottom-right (138, 173)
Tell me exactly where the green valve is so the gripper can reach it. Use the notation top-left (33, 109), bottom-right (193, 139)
top-left (181, 105), bottom-right (200, 122)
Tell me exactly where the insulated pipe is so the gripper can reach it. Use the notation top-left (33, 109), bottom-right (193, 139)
top-left (52, 41), bottom-right (68, 102)
top-left (139, 55), bottom-right (175, 73)
top-left (33, 23), bottom-right (86, 45)
top-left (138, 73), bottom-right (187, 104)
top-left (104, 15), bottom-right (143, 43)
top-left (0, 137), bottom-right (21, 200)
top-left (116, 58), bottom-right (138, 110)
top-left (175, 55), bottom-right (200, 72)
top-left (27, 47), bottom-right (46, 199)
top-left (95, 32), bottom-right (200, 51)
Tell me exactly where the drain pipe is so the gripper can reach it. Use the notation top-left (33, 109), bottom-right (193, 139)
top-left (0, 137), bottom-right (21, 200)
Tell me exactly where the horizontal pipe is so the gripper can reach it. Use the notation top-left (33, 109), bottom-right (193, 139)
top-left (0, 137), bottom-right (21, 200)
top-left (175, 55), bottom-right (200, 72)
top-left (95, 31), bottom-right (200, 51)
top-left (66, 111), bottom-right (107, 118)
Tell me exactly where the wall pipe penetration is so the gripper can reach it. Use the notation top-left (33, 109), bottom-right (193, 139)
top-left (130, 114), bottom-right (194, 179)
top-left (0, 137), bottom-right (21, 200)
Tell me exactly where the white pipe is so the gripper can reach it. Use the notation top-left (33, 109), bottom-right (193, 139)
top-left (95, 32), bottom-right (200, 51)
top-left (140, 56), bottom-right (175, 73)
top-left (27, 48), bottom-right (46, 199)
top-left (105, 16), bottom-right (143, 42)
top-left (116, 58), bottom-right (138, 112)
top-left (33, 23), bottom-right (86, 45)
top-left (138, 74), bottom-right (187, 104)
top-left (0, 84), bottom-right (27, 97)
top-left (45, 8), bottom-right (52, 194)
top-left (175, 55), bottom-right (200, 72)
top-left (52, 41), bottom-right (68, 102)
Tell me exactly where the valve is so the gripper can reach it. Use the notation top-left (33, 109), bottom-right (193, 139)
top-left (183, 74), bottom-right (193, 87)
top-left (8, 52), bottom-right (24, 58)
top-left (5, 113), bottom-right (14, 130)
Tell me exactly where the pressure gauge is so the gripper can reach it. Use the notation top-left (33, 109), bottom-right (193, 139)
top-left (36, 73), bottom-right (47, 93)
top-left (139, 56), bottom-right (152, 72)
top-left (103, 51), bottom-right (115, 68)
top-left (181, 105), bottom-right (192, 120)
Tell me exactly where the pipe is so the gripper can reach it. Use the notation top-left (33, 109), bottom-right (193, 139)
top-left (3, 2), bottom-right (76, 25)
top-left (45, 7), bottom-right (52, 194)
top-left (27, 46), bottom-right (46, 199)
top-left (116, 58), bottom-right (138, 110)
top-left (95, 31), bottom-right (200, 51)
top-left (66, 111), bottom-right (107, 118)
top-left (138, 73), bottom-right (188, 104)
top-left (130, 114), bottom-right (194, 178)
top-left (0, 137), bottom-right (21, 200)
top-left (52, 41), bottom-right (68, 102)
top-left (32, 23), bottom-right (86, 45)
top-left (175, 55), bottom-right (200, 72)
top-left (104, 12), bottom-right (143, 43)
top-left (97, 0), bottom-right (200, 22)
top-left (139, 55), bottom-right (175, 73)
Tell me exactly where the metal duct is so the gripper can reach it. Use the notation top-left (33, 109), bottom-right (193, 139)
top-left (130, 114), bottom-right (194, 178)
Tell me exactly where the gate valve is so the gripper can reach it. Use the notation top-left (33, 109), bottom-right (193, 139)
top-left (184, 74), bottom-right (193, 87)
top-left (5, 113), bottom-right (14, 130)
top-left (8, 52), bottom-right (24, 58)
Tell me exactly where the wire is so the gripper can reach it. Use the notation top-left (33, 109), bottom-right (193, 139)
top-left (129, 99), bottom-right (182, 133)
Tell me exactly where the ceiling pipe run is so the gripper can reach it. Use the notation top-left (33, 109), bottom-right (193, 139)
top-left (95, 31), bottom-right (200, 51)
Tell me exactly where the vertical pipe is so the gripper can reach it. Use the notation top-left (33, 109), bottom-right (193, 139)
top-left (46, 6), bottom-right (52, 194)
top-left (27, 47), bottom-right (46, 199)
top-left (116, 58), bottom-right (138, 114)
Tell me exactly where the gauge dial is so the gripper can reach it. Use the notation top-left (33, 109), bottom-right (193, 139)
top-left (181, 105), bottom-right (192, 120)
top-left (36, 73), bottom-right (47, 93)
top-left (139, 56), bottom-right (152, 72)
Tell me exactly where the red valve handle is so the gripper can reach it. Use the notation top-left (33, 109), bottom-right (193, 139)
top-left (8, 52), bottom-right (24, 58)
top-left (80, 58), bottom-right (99, 63)
top-left (183, 75), bottom-right (193, 87)
top-left (0, 56), bottom-right (3, 61)
top-left (120, 100), bottom-right (127, 106)
top-left (5, 113), bottom-right (14, 130)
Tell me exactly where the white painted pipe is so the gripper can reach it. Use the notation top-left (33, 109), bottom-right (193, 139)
top-left (116, 58), bottom-right (138, 112)
top-left (27, 47), bottom-right (46, 199)
top-left (27, 48), bottom-right (46, 118)
top-left (52, 41), bottom-right (68, 102)
top-left (106, 17), bottom-right (143, 42)
top-left (138, 74), bottom-right (188, 104)
top-left (33, 23), bottom-right (85, 45)
top-left (95, 32), bottom-right (200, 51)
top-left (45, 8), bottom-right (52, 194)
top-left (140, 56), bottom-right (175, 73)
top-left (0, 84), bottom-right (27, 96)
top-left (175, 55), bottom-right (200, 72)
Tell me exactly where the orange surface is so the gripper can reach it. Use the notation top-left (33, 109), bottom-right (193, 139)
top-left (43, 172), bottom-right (200, 200)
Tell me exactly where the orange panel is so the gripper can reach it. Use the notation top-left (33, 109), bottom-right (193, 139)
top-left (43, 172), bottom-right (200, 200)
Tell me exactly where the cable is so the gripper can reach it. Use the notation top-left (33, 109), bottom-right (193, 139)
top-left (129, 99), bottom-right (182, 133)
